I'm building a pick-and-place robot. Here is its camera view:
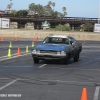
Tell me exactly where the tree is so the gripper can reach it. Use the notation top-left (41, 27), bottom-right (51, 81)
top-left (48, 1), bottom-right (55, 9)
top-left (16, 10), bottom-right (28, 16)
top-left (47, 1), bottom-right (55, 12)
top-left (7, 0), bottom-right (13, 10)
top-left (7, 4), bottom-right (12, 10)
top-left (29, 3), bottom-right (35, 12)
top-left (28, 2), bottom-right (67, 18)
top-left (11, 10), bottom-right (17, 16)
top-left (64, 12), bottom-right (67, 16)
top-left (48, 1), bottom-right (52, 6)
top-left (29, 3), bottom-right (45, 16)
top-left (83, 23), bottom-right (94, 32)
top-left (62, 7), bottom-right (66, 12)
top-left (52, 2), bottom-right (55, 8)
top-left (62, 7), bottom-right (67, 17)
top-left (56, 24), bottom-right (70, 31)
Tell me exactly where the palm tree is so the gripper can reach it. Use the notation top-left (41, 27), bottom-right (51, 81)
top-left (52, 2), bottom-right (55, 8)
top-left (7, 0), bottom-right (13, 11)
top-left (10, 0), bottom-right (13, 11)
top-left (48, 1), bottom-right (52, 6)
top-left (52, 2), bottom-right (55, 11)
top-left (62, 7), bottom-right (66, 12)
top-left (64, 12), bottom-right (67, 16)
top-left (7, 4), bottom-right (12, 10)
top-left (62, 7), bottom-right (67, 17)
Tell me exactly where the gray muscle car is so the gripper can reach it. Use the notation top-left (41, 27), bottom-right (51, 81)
top-left (31, 35), bottom-right (82, 64)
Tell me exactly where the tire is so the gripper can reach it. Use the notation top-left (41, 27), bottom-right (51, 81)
top-left (46, 60), bottom-right (52, 64)
top-left (63, 54), bottom-right (70, 64)
top-left (74, 52), bottom-right (79, 62)
top-left (33, 58), bottom-right (39, 63)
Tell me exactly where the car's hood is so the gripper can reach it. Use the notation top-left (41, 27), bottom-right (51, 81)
top-left (35, 44), bottom-right (69, 51)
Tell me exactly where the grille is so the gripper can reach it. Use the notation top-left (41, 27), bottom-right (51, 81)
top-left (40, 50), bottom-right (57, 54)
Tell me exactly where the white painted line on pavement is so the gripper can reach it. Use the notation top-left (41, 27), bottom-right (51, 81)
top-left (83, 45), bottom-right (100, 47)
top-left (83, 50), bottom-right (100, 52)
top-left (4, 66), bottom-right (32, 68)
top-left (18, 79), bottom-right (30, 81)
top-left (0, 78), bottom-right (20, 90)
top-left (0, 52), bottom-right (31, 59)
top-left (60, 68), bottom-right (100, 71)
top-left (82, 42), bottom-right (86, 45)
top-left (0, 54), bottom-right (16, 58)
top-left (38, 64), bottom-right (47, 68)
top-left (0, 53), bottom-right (31, 61)
top-left (0, 78), bottom-right (10, 80)
top-left (93, 86), bottom-right (100, 100)
top-left (41, 80), bottom-right (95, 84)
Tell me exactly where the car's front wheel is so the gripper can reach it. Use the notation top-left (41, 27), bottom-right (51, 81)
top-left (33, 58), bottom-right (39, 63)
top-left (74, 52), bottom-right (79, 62)
top-left (63, 54), bottom-right (70, 64)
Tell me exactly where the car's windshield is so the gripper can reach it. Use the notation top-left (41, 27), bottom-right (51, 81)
top-left (43, 37), bottom-right (69, 44)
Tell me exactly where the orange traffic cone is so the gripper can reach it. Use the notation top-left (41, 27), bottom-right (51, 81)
top-left (8, 36), bottom-right (11, 40)
top-left (17, 37), bottom-right (20, 41)
top-left (1, 37), bottom-right (4, 41)
top-left (17, 47), bottom-right (21, 56)
top-left (81, 88), bottom-right (88, 100)
top-left (14, 36), bottom-right (16, 40)
top-left (33, 37), bottom-right (37, 42)
top-left (83, 38), bottom-right (86, 42)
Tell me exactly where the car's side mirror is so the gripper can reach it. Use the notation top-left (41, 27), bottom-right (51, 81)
top-left (72, 43), bottom-right (74, 45)
top-left (70, 41), bottom-right (73, 45)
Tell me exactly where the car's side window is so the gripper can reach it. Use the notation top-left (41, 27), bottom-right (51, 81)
top-left (65, 39), bottom-right (69, 44)
top-left (43, 38), bottom-right (49, 43)
top-left (72, 38), bottom-right (76, 44)
top-left (68, 37), bottom-right (76, 45)
top-left (69, 37), bottom-right (76, 43)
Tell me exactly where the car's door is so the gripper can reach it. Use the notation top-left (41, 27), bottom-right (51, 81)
top-left (64, 38), bottom-right (73, 57)
top-left (70, 38), bottom-right (78, 57)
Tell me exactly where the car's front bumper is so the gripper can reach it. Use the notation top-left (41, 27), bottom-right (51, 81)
top-left (32, 54), bottom-right (66, 60)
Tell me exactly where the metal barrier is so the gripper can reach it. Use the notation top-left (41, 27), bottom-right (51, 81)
top-left (0, 15), bottom-right (98, 32)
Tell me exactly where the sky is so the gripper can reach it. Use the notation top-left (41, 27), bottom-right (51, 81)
top-left (0, 0), bottom-right (99, 18)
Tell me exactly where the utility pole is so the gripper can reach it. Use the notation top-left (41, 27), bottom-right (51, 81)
top-left (10, 0), bottom-right (13, 13)
top-left (98, 0), bottom-right (100, 23)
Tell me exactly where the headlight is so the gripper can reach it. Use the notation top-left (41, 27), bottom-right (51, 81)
top-left (37, 50), bottom-right (40, 54)
top-left (61, 51), bottom-right (66, 55)
top-left (57, 51), bottom-right (60, 55)
top-left (32, 49), bottom-right (37, 54)
top-left (57, 51), bottom-right (66, 56)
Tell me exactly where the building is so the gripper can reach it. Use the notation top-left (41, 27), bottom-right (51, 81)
top-left (0, 10), bottom-right (5, 14)
top-left (5, 10), bottom-right (11, 14)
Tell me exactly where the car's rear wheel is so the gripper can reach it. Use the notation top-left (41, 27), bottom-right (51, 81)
top-left (74, 52), bottom-right (79, 62)
top-left (33, 58), bottom-right (39, 63)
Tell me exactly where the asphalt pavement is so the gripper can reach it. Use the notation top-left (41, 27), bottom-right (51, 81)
top-left (0, 39), bottom-right (100, 100)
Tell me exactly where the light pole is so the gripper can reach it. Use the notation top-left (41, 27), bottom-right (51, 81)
top-left (98, 0), bottom-right (100, 23)
top-left (10, 0), bottom-right (13, 13)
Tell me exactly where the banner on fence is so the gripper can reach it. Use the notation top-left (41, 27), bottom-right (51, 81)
top-left (94, 23), bottom-right (100, 33)
top-left (0, 18), bottom-right (10, 28)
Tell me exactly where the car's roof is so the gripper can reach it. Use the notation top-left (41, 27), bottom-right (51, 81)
top-left (49, 35), bottom-right (68, 38)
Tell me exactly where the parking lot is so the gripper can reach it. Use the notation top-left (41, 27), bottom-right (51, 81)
top-left (0, 39), bottom-right (100, 100)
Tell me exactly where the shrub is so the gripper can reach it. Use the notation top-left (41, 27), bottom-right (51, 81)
top-left (55, 24), bottom-right (70, 31)
top-left (56, 24), bottom-right (63, 31)
top-left (83, 23), bottom-right (94, 32)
